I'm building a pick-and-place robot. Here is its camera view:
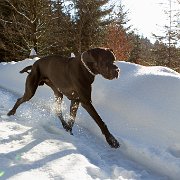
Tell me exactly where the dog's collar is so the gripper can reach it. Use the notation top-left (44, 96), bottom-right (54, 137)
top-left (81, 54), bottom-right (96, 76)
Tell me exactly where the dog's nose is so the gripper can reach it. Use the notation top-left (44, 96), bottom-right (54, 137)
top-left (114, 65), bottom-right (120, 73)
top-left (115, 67), bottom-right (120, 79)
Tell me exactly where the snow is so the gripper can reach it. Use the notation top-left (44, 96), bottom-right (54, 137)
top-left (0, 58), bottom-right (180, 179)
top-left (30, 48), bottom-right (37, 57)
top-left (71, 53), bottom-right (75, 58)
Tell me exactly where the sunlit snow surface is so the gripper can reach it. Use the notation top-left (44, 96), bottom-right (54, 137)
top-left (0, 59), bottom-right (180, 179)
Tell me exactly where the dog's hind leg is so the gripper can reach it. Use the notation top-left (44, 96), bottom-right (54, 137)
top-left (44, 81), bottom-right (72, 134)
top-left (7, 73), bottom-right (39, 116)
top-left (54, 92), bottom-right (74, 134)
top-left (67, 100), bottom-right (79, 134)
top-left (54, 92), bottom-right (66, 126)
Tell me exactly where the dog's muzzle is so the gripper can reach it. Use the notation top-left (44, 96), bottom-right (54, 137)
top-left (99, 63), bottom-right (120, 80)
top-left (108, 64), bottom-right (120, 80)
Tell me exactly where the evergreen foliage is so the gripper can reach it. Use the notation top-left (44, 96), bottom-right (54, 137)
top-left (71, 0), bottom-right (113, 54)
top-left (0, 0), bottom-right (180, 73)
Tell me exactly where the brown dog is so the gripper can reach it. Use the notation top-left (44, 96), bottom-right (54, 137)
top-left (7, 48), bottom-right (120, 148)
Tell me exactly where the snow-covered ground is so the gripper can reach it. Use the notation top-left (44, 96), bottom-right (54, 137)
top-left (0, 58), bottom-right (180, 179)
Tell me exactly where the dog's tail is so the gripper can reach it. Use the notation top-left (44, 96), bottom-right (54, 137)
top-left (19, 65), bottom-right (32, 74)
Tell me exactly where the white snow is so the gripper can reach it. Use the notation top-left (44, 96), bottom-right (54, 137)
top-left (0, 58), bottom-right (180, 179)
top-left (30, 48), bottom-right (37, 57)
top-left (71, 53), bottom-right (75, 58)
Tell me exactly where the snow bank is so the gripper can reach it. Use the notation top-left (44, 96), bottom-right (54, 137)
top-left (0, 89), bottom-right (150, 180)
top-left (91, 62), bottom-right (180, 179)
top-left (0, 59), bottom-right (180, 179)
top-left (0, 58), bottom-right (51, 98)
top-left (91, 62), bottom-right (180, 147)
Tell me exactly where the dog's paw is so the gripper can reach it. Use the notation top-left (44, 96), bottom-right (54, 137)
top-left (106, 134), bottom-right (120, 148)
top-left (7, 110), bottom-right (15, 116)
top-left (62, 123), bottom-right (73, 135)
top-left (65, 128), bottom-right (73, 136)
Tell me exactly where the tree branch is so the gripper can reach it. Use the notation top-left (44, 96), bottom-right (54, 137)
top-left (5, 0), bottom-right (31, 22)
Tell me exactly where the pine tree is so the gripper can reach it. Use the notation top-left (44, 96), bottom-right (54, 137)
top-left (153, 0), bottom-right (180, 67)
top-left (128, 33), bottom-right (141, 64)
top-left (0, 0), bottom-right (17, 61)
top-left (72, 0), bottom-right (113, 54)
top-left (0, 0), bottom-right (73, 60)
top-left (48, 0), bottom-right (74, 56)
top-left (0, 0), bottom-right (50, 59)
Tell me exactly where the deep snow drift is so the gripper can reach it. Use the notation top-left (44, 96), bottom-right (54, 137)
top-left (0, 58), bottom-right (180, 179)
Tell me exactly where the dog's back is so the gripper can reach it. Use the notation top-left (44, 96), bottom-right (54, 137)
top-left (31, 55), bottom-right (80, 90)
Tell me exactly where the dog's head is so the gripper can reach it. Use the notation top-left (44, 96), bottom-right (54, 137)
top-left (82, 48), bottom-right (120, 80)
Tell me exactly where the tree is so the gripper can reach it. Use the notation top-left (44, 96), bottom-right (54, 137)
top-left (71, 0), bottom-right (113, 54)
top-left (0, 0), bottom-right (72, 60)
top-left (40, 0), bottom-right (73, 56)
top-left (128, 33), bottom-right (141, 64)
top-left (153, 0), bottom-right (180, 67)
top-left (0, 0), bottom-right (51, 58)
top-left (103, 1), bottom-right (132, 60)
top-left (138, 37), bottom-right (155, 66)
top-left (152, 40), bottom-right (180, 71)
top-left (0, 0), bottom-right (17, 61)
top-left (104, 23), bottom-right (131, 60)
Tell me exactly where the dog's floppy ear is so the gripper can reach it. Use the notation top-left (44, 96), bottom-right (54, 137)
top-left (105, 48), bottom-right (112, 51)
top-left (106, 48), bottom-right (114, 53)
top-left (109, 48), bottom-right (114, 53)
top-left (81, 50), bottom-right (96, 63)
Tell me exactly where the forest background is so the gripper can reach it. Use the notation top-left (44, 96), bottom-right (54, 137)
top-left (0, 0), bottom-right (180, 72)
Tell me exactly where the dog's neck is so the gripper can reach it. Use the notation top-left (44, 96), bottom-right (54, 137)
top-left (81, 55), bottom-right (96, 77)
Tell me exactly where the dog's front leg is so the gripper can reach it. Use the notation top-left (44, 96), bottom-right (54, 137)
top-left (81, 102), bottom-right (120, 148)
